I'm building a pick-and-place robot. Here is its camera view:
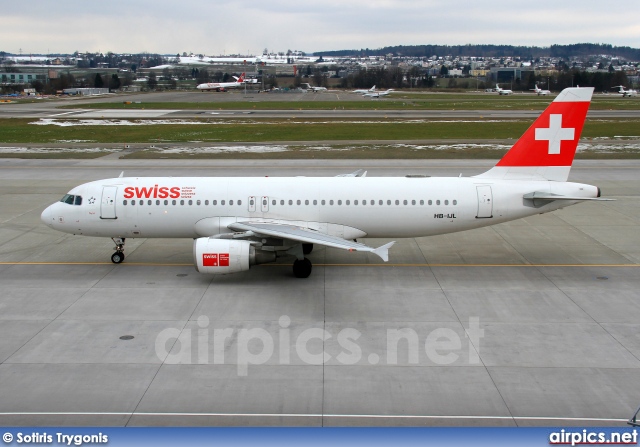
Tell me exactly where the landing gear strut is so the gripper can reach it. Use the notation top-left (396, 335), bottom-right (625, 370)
top-left (292, 258), bottom-right (312, 278)
top-left (111, 237), bottom-right (126, 264)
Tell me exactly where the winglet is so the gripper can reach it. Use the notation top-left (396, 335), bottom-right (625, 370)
top-left (372, 241), bottom-right (395, 262)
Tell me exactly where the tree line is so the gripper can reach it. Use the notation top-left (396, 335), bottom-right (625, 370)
top-left (315, 44), bottom-right (640, 61)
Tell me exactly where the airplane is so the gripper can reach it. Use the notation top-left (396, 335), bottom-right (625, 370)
top-left (531, 84), bottom-right (551, 96)
top-left (613, 85), bottom-right (638, 97)
top-left (41, 87), bottom-right (611, 279)
top-left (352, 85), bottom-right (376, 94)
top-left (301, 83), bottom-right (327, 92)
top-left (196, 73), bottom-right (245, 92)
top-left (363, 88), bottom-right (394, 98)
top-left (495, 84), bottom-right (513, 95)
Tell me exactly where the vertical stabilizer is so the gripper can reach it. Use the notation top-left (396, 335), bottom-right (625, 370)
top-left (475, 87), bottom-right (593, 181)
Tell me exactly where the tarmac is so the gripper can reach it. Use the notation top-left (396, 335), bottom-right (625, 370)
top-left (0, 158), bottom-right (639, 426)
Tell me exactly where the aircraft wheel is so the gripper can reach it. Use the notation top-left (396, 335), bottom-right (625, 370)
top-left (111, 252), bottom-right (125, 264)
top-left (292, 258), bottom-right (312, 278)
top-left (302, 243), bottom-right (313, 255)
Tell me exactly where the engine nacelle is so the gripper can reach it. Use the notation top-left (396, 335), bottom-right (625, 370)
top-left (193, 238), bottom-right (276, 274)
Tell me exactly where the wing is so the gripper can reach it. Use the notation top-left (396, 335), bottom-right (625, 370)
top-left (228, 221), bottom-right (395, 261)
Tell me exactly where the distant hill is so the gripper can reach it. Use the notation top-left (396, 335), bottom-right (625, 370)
top-left (314, 44), bottom-right (640, 60)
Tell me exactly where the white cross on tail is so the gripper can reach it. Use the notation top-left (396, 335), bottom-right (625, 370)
top-left (535, 114), bottom-right (575, 154)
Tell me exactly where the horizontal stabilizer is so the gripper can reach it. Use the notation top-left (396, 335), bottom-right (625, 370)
top-left (335, 169), bottom-right (367, 178)
top-left (523, 192), bottom-right (615, 201)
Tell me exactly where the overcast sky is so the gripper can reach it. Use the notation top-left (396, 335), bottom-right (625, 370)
top-left (3, 0), bottom-right (639, 55)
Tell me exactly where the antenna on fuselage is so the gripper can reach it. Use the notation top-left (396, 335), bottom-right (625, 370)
top-left (118, 171), bottom-right (124, 178)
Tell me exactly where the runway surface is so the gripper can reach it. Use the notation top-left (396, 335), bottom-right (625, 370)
top-left (0, 158), bottom-right (639, 426)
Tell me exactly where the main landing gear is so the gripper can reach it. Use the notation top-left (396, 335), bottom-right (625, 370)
top-left (111, 237), bottom-right (126, 264)
top-left (291, 243), bottom-right (313, 278)
top-left (293, 258), bottom-right (312, 278)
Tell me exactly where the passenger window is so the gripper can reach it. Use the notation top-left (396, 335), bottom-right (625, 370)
top-left (180, 200), bottom-right (185, 205)
top-left (250, 199), bottom-right (255, 206)
top-left (362, 200), bottom-right (366, 206)
top-left (428, 200), bottom-right (432, 205)
top-left (420, 200), bottom-right (424, 205)
top-left (238, 200), bottom-right (242, 205)
top-left (412, 200), bottom-right (416, 205)
top-left (164, 200), bottom-right (168, 205)
top-left (436, 200), bottom-right (441, 205)
top-left (305, 200), bottom-right (309, 205)
top-left (297, 200), bottom-right (301, 205)
top-left (272, 200), bottom-right (276, 206)
top-left (321, 200), bottom-right (326, 205)
top-left (197, 200), bottom-right (201, 205)
top-left (132, 200), bottom-right (136, 206)
top-left (280, 200), bottom-right (285, 205)
top-left (387, 200), bottom-right (391, 205)
top-left (75, 196), bottom-right (82, 205)
top-left (330, 200), bottom-right (334, 205)
top-left (156, 200), bottom-right (160, 205)
top-left (338, 200), bottom-right (342, 205)
top-left (172, 200), bottom-right (176, 205)
top-left (403, 200), bottom-right (408, 205)
top-left (395, 200), bottom-right (400, 205)
top-left (354, 200), bottom-right (358, 205)
top-left (123, 200), bottom-right (127, 205)
top-left (289, 200), bottom-right (293, 205)
top-left (221, 200), bottom-right (226, 205)
top-left (205, 200), bottom-right (209, 205)
top-left (229, 200), bottom-right (234, 206)
top-left (453, 200), bottom-right (457, 205)
top-left (139, 200), bottom-right (143, 205)
top-left (148, 200), bottom-right (152, 205)
top-left (379, 200), bottom-right (383, 205)
top-left (346, 200), bottom-right (350, 205)
top-left (188, 200), bottom-right (193, 205)
top-left (445, 200), bottom-right (449, 205)
top-left (313, 200), bottom-right (317, 205)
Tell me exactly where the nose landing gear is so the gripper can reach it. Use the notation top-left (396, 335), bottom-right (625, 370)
top-left (111, 237), bottom-right (126, 264)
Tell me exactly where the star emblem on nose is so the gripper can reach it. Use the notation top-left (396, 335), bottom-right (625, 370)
top-left (88, 197), bottom-right (96, 204)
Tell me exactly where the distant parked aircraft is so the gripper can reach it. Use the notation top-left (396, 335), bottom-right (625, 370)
top-left (301, 83), bottom-right (327, 92)
top-left (364, 89), bottom-right (394, 98)
top-left (613, 85), bottom-right (638, 97)
top-left (197, 73), bottom-right (245, 92)
top-left (531, 84), bottom-right (551, 96)
top-left (352, 85), bottom-right (376, 94)
top-left (495, 84), bottom-right (513, 95)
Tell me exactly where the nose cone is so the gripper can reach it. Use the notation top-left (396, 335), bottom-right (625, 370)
top-left (41, 205), bottom-right (54, 227)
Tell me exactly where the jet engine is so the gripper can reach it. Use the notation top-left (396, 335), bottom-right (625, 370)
top-left (193, 238), bottom-right (276, 274)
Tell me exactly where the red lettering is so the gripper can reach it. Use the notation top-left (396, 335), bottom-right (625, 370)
top-left (135, 187), bottom-right (153, 198)
top-left (153, 184), bottom-right (158, 198)
top-left (203, 253), bottom-right (219, 267)
top-left (202, 253), bottom-right (229, 267)
top-left (123, 186), bottom-right (134, 199)
top-left (170, 187), bottom-right (181, 199)
top-left (158, 186), bottom-right (169, 199)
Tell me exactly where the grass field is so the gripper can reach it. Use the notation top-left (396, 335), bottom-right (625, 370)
top-left (1, 118), bottom-right (638, 144)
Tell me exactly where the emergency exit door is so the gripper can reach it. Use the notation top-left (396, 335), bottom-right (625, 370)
top-left (476, 185), bottom-right (493, 218)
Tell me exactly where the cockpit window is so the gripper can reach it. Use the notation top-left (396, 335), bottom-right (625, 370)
top-left (60, 194), bottom-right (82, 205)
top-left (61, 194), bottom-right (75, 205)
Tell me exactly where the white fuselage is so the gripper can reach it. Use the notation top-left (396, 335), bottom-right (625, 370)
top-left (41, 176), bottom-right (599, 241)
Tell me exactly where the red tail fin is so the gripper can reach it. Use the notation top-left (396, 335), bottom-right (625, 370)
top-left (476, 87), bottom-right (593, 181)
